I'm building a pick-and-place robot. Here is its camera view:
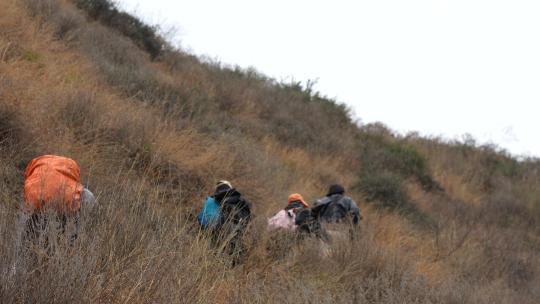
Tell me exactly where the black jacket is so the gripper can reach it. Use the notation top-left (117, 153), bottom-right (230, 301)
top-left (312, 194), bottom-right (360, 224)
top-left (215, 189), bottom-right (251, 226)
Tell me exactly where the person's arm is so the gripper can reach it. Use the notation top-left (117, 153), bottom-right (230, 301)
top-left (344, 197), bottom-right (360, 225)
top-left (311, 197), bottom-right (331, 218)
top-left (81, 188), bottom-right (96, 207)
top-left (241, 198), bottom-right (252, 223)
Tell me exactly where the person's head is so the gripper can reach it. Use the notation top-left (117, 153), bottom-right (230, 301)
top-left (326, 184), bottom-right (345, 196)
top-left (215, 180), bottom-right (232, 193)
top-left (214, 180), bottom-right (233, 202)
top-left (286, 193), bottom-right (309, 209)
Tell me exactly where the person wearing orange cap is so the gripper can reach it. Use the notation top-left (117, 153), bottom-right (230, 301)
top-left (267, 193), bottom-right (309, 231)
top-left (287, 193), bottom-right (310, 209)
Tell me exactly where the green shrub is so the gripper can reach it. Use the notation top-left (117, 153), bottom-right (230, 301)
top-left (356, 172), bottom-right (409, 210)
top-left (355, 172), bottom-right (435, 228)
top-left (74, 0), bottom-right (165, 59)
top-left (358, 129), bottom-right (442, 192)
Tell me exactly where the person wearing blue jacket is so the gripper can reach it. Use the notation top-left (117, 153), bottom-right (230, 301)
top-left (198, 180), bottom-right (251, 265)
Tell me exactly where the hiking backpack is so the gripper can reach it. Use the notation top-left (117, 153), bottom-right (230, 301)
top-left (24, 155), bottom-right (84, 214)
top-left (197, 196), bottom-right (224, 228)
top-left (312, 196), bottom-right (348, 223)
top-left (220, 194), bottom-right (251, 226)
top-left (295, 208), bottom-right (324, 237)
top-left (267, 209), bottom-right (297, 231)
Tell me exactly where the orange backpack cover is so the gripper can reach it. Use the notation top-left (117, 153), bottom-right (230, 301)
top-left (24, 155), bottom-right (83, 214)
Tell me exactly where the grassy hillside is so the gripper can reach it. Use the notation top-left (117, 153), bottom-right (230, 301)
top-left (0, 0), bottom-right (539, 302)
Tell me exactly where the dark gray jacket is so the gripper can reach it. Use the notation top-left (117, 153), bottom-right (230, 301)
top-left (312, 194), bottom-right (360, 224)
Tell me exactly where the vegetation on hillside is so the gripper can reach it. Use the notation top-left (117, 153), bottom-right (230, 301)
top-left (0, 0), bottom-right (538, 302)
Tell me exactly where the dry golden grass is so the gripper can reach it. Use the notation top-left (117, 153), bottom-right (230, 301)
top-left (0, 0), bottom-right (539, 303)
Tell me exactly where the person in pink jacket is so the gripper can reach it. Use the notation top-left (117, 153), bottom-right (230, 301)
top-left (267, 193), bottom-right (309, 231)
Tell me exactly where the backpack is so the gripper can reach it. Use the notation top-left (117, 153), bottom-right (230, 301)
top-left (24, 155), bottom-right (84, 214)
top-left (312, 196), bottom-right (348, 223)
top-left (220, 192), bottom-right (251, 226)
top-left (197, 197), bottom-right (223, 228)
top-left (295, 208), bottom-right (324, 237)
top-left (267, 209), bottom-right (297, 231)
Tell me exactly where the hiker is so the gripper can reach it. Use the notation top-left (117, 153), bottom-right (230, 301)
top-left (312, 184), bottom-right (360, 225)
top-left (267, 193), bottom-right (309, 231)
top-left (23, 155), bottom-right (96, 243)
top-left (295, 206), bottom-right (327, 240)
top-left (198, 180), bottom-right (251, 263)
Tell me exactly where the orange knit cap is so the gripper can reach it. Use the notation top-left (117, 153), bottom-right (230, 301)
top-left (288, 193), bottom-right (309, 208)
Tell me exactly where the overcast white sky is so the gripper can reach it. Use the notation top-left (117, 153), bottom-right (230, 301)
top-left (116, 0), bottom-right (540, 158)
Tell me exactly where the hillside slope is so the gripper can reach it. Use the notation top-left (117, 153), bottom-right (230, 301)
top-left (0, 0), bottom-right (539, 303)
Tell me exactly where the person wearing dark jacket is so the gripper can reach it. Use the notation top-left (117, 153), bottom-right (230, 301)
top-left (211, 180), bottom-right (252, 263)
top-left (215, 181), bottom-right (251, 226)
top-left (312, 184), bottom-right (361, 225)
top-left (295, 207), bottom-right (327, 240)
